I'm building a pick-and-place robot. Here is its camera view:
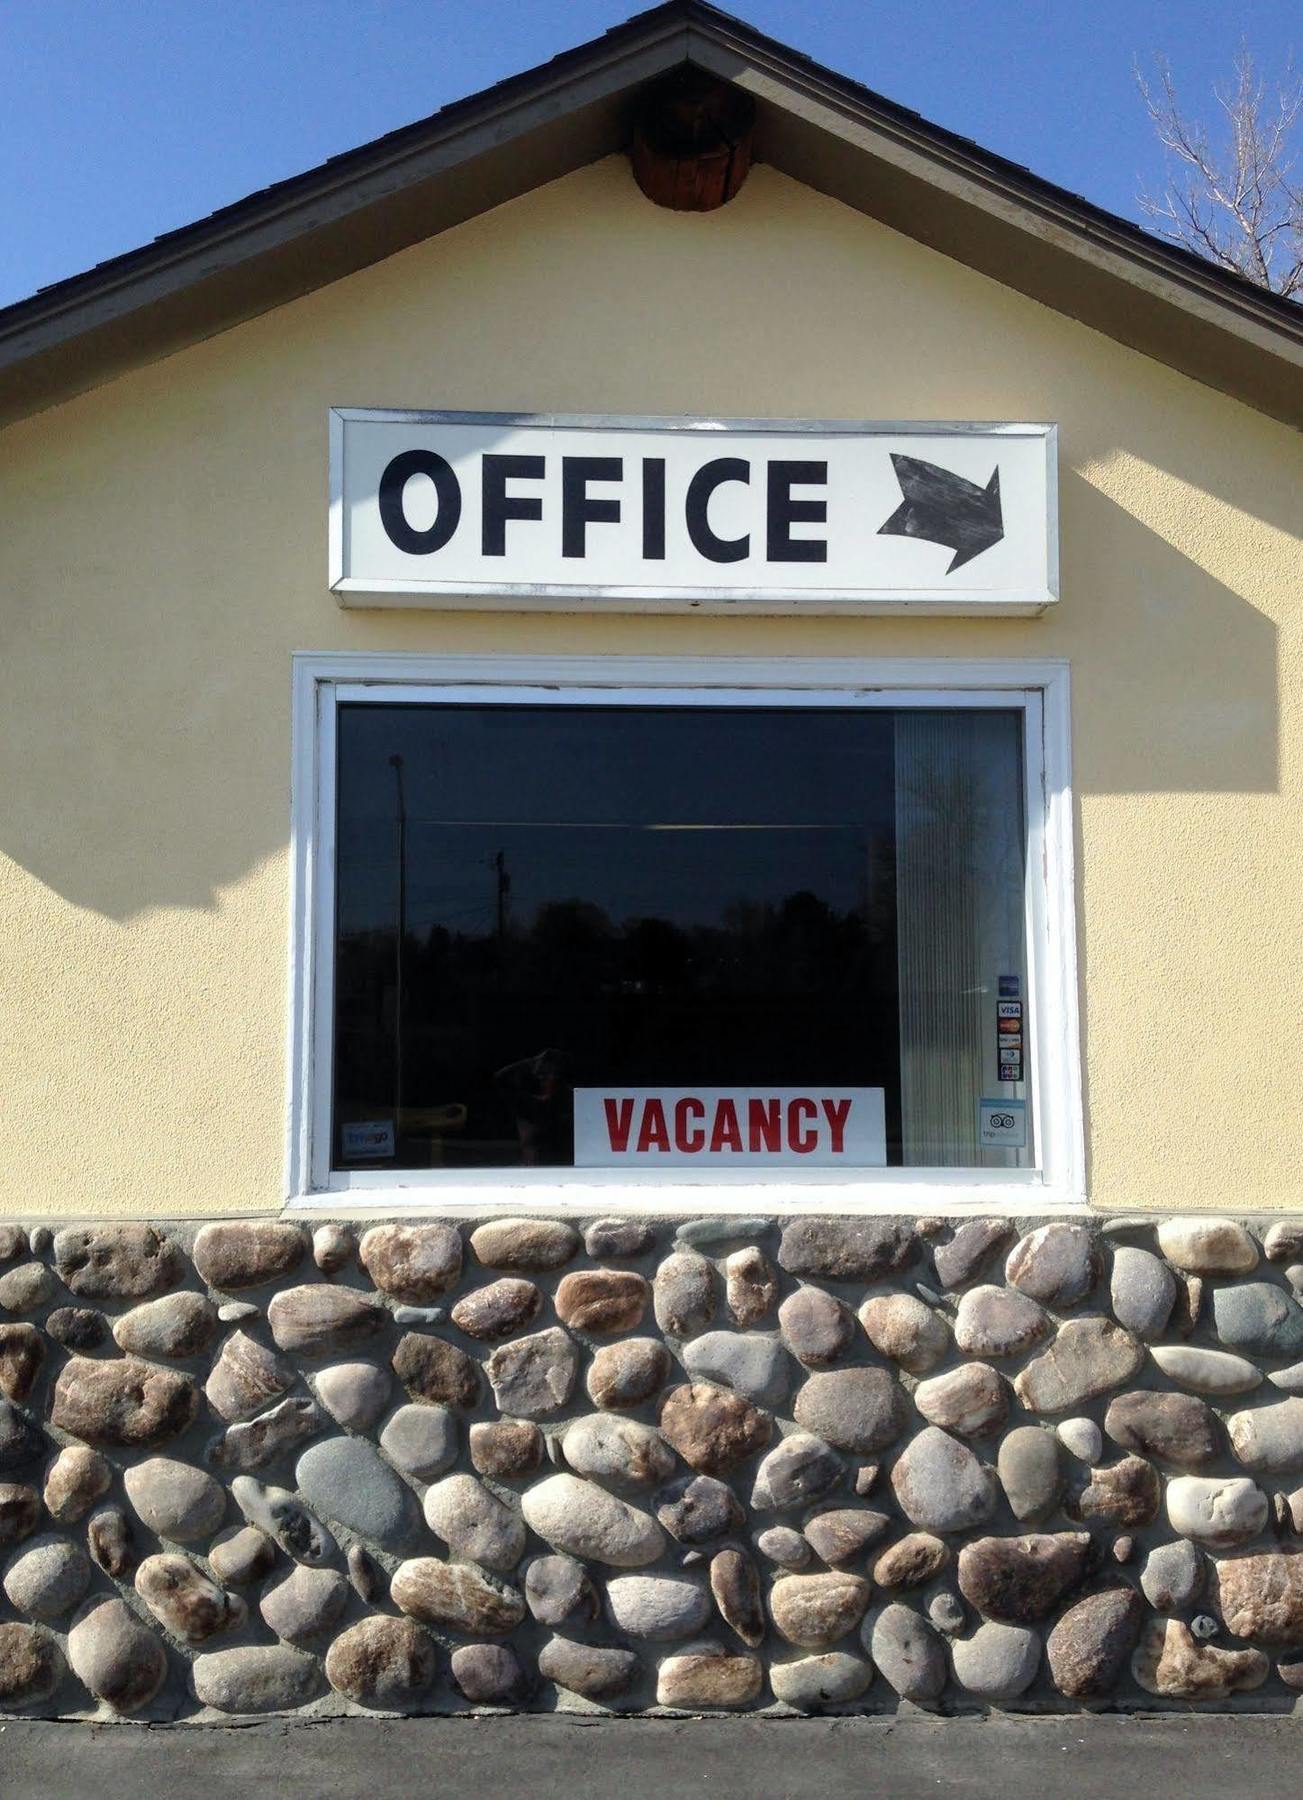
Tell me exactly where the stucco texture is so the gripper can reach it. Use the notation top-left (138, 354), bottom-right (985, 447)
top-left (0, 156), bottom-right (1299, 1217)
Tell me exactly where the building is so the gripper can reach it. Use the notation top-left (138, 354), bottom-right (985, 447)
top-left (0, 0), bottom-right (1301, 1721)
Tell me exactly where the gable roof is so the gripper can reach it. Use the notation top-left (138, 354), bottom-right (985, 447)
top-left (2, 0), bottom-right (1300, 429)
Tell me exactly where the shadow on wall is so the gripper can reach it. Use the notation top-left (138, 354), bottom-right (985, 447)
top-left (0, 469), bottom-right (1281, 926)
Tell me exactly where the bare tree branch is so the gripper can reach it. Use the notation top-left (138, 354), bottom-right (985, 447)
top-left (1136, 49), bottom-right (1302, 299)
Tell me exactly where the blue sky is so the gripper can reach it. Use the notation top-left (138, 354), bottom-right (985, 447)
top-left (1, 0), bottom-right (1297, 310)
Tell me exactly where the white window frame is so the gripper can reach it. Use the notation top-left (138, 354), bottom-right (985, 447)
top-left (286, 653), bottom-right (1083, 1215)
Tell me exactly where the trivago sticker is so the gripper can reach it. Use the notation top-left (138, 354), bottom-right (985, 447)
top-left (574, 1088), bottom-right (886, 1167)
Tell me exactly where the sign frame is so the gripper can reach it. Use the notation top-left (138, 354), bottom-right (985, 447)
top-left (328, 409), bottom-right (1059, 616)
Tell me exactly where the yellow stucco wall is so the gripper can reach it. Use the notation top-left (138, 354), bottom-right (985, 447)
top-left (1, 156), bottom-right (1300, 1217)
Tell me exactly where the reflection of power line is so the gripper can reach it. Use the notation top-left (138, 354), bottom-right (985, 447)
top-left (491, 850), bottom-right (511, 946)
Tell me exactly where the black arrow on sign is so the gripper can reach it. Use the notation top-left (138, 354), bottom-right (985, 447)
top-left (877, 454), bottom-right (1003, 573)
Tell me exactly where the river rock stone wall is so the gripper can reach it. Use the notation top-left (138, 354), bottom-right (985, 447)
top-left (1, 1212), bottom-right (1303, 1718)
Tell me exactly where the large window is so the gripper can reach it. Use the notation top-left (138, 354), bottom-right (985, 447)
top-left (289, 657), bottom-right (1081, 1207)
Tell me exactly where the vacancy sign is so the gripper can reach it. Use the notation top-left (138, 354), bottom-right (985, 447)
top-left (574, 1088), bottom-right (887, 1168)
top-left (330, 410), bottom-right (1058, 613)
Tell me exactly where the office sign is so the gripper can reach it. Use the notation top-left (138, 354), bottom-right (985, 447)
top-left (330, 410), bottom-right (1057, 613)
top-left (574, 1087), bottom-right (887, 1167)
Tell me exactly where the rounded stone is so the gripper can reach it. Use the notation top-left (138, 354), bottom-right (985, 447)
top-left (486, 1327), bottom-right (578, 1418)
top-left (45, 1307), bottom-right (107, 1351)
top-left (997, 1427), bottom-right (1064, 1523)
top-left (124, 1457), bottom-right (226, 1542)
top-left (873, 1532), bottom-right (950, 1589)
top-left (1227, 1397), bottom-right (1303, 1474)
top-left (469, 1218), bottom-right (579, 1271)
top-left (67, 1596), bottom-right (167, 1713)
top-left (136, 1553), bottom-right (246, 1643)
top-left (469, 1419), bottom-right (543, 1480)
top-left (423, 1473), bottom-right (526, 1571)
top-left (562, 1414), bottom-right (675, 1492)
top-left (928, 1591), bottom-right (966, 1635)
top-left (933, 1219), bottom-right (1014, 1290)
top-left (538, 1635), bottom-right (639, 1700)
top-left (0, 1402), bottom-right (46, 1475)
top-left (710, 1547), bottom-right (764, 1646)
top-left (1069, 1455), bottom-right (1161, 1527)
top-left (450, 1641), bottom-right (530, 1705)
top-left (653, 1250), bottom-right (715, 1339)
top-left (656, 1472), bottom-right (745, 1545)
top-left (204, 1331), bottom-right (294, 1423)
top-left (1013, 1318), bottom-right (1144, 1414)
top-left (859, 1293), bottom-right (950, 1374)
top-left (1056, 1417), bottom-right (1103, 1463)
top-left (1155, 1216), bottom-right (1258, 1276)
top-left (1150, 1344), bottom-right (1261, 1394)
top-left (51, 1355), bottom-right (197, 1448)
top-left (682, 1330), bottom-right (790, 1406)
top-left (1132, 1617), bottom-right (1268, 1699)
top-left (357, 1224), bottom-right (462, 1303)
top-left (756, 1525), bottom-right (811, 1569)
top-left (113, 1292), bottom-right (219, 1360)
top-left (0, 1622), bottom-right (63, 1709)
top-left (1167, 1475), bottom-right (1269, 1547)
top-left (260, 1564), bottom-right (349, 1646)
top-left (1140, 1538), bottom-right (1205, 1611)
top-left (914, 1363), bottom-right (1009, 1437)
top-left (390, 1559), bottom-right (525, 1634)
top-left (312, 1223), bottom-right (354, 1274)
top-left (524, 1554), bottom-right (599, 1627)
top-left (606, 1574), bottom-right (710, 1640)
top-left (1213, 1282), bottom-right (1303, 1357)
top-left (868, 1603), bottom-right (946, 1700)
top-left (583, 1218), bottom-right (655, 1260)
top-left (1109, 1246), bottom-right (1176, 1340)
top-left (777, 1217), bottom-right (915, 1281)
top-left (587, 1338), bottom-right (672, 1410)
top-left (348, 1543), bottom-right (383, 1604)
top-left (231, 1477), bottom-right (336, 1565)
top-left (193, 1222), bottom-right (306, 1291)
top-left (267, 1285), bottom-right (385, 1358)
top-left (792, 1367), bottom-right (904, 1455)
top-left (44, 1445), bottom-right (111, 1523)
top-left (957, 1533), bottom-right (1096, 1623)
top-left (450, 1278), bottom-right (541, 1340)
top-left (0, 1325), bottom-right (45, 1402)
top-left (891, 1427), bottom-right (997, 1533)
top-left (193, 1643), bottom-right (324, 1714)
top-left (1046, 1587), bottom-right (1143, 1698)
top-left (953, 1285), bottom-right (1051, 1358)
top-left (1005, 1223), bottom-right (1098, 1307)
top-left (555, 1269), bottom-right (648, 1334)
top-left (777, 1287), bottom-right (854, 1368)
top-left (1209, 1548), bottom-right (1303, 1644)
top-left (752, 1432), bottom-right (842, 1511)
top-left (53, 1226), bottom-right (182, 1300)
top-left (86, 1506), bottom-right (135, 1578)
top-left (803, 1507), bottom-right (890, 1565)
top-left (725, 1246), bottom-right (778, 1327)
top-left (769, 1651), bottom-right (872, 1708)
top-left (4, 1534), bottom-right (91, 1620)
top-left (0, 1228), bottom-right (25, 1264)
top-left (313, 1359), bottom-right (392, 1431)
top-left (325, 1615), bottom-right (437, 1709)
top-left (391, 1332), bottom-right (480, 1409)
top-left (296, 1437), bottom-right (420, 1548)
top-left (209, 1524), bottom-right (276, 1587)
top-left (211, 1394), bottom-right (326, 1473)
top-left (520, 1473), bottom-right (664, 1567)
top-left (771, 1571), bottom-right (872, 1648)
top-left (658, 1383), bottom-right (772, 1475)
top-left (1103, 1389), bottom-right (1221, 1468)
top-left (375, 1402), bottom-right (457, 1482)
top-left (656, 1647), bottom-right (763, 1709)
top-left (950, 1621), bottom-right (1041, 1700)
top-left (0, 1482), bottom-right (40, 1545)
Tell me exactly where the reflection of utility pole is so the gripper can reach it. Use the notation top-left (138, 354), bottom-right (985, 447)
top-left (389, 755), bottom-right (406, 1142)
top-left (492, 850), bottom-right (511, 947)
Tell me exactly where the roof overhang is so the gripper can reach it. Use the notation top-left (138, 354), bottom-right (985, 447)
top-left (1, 0), bottom-right (1300, 430)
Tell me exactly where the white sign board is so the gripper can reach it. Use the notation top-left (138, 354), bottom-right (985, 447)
top-left (574, 1087), bottom-right (887, 1168)
top-left (330, 410), bottom-right (1057, 614)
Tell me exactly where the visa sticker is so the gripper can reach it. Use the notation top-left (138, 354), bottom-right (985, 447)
top-left (997, 1001), bottom-right (1022, 1019)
